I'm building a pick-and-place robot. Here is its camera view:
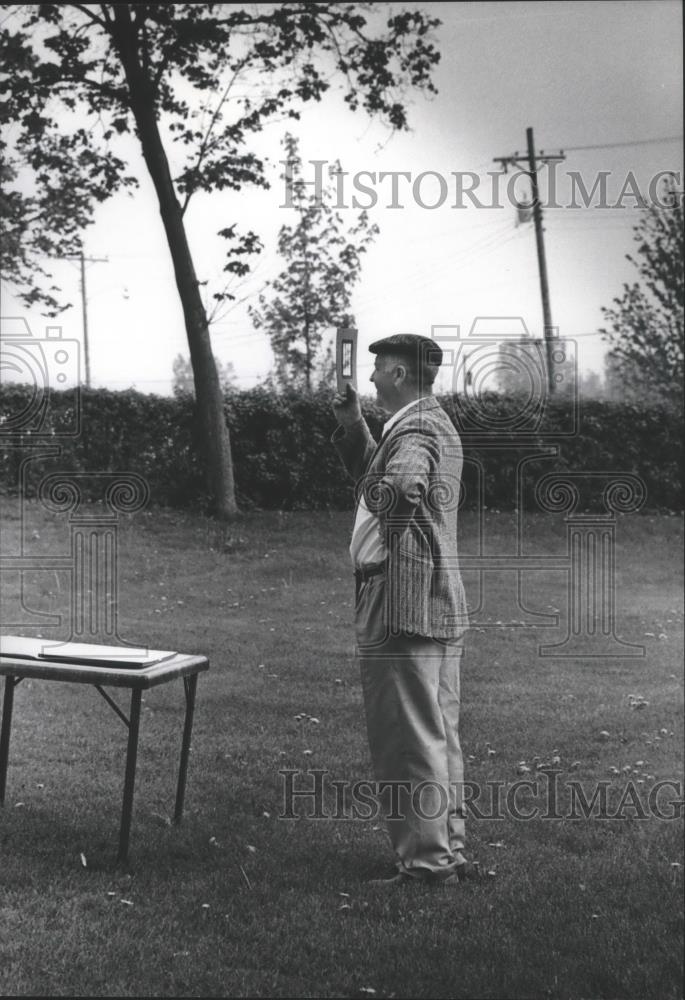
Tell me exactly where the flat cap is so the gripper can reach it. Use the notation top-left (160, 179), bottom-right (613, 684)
top-left (368, 333), bottom-right (443, 367)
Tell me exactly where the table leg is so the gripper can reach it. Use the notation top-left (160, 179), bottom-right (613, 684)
top-left (117, 688), bottom-right (142, 864)
top-left (174, 673), bottom-right (198, 823)
top-left (0, 676), bottom-right (16, 805)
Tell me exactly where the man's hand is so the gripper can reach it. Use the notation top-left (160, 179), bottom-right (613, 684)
top-left (332, 382), bottom-right (363, 429)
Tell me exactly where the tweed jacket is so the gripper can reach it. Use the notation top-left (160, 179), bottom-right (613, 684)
top-left (333, 396), bottom-right (468, 641)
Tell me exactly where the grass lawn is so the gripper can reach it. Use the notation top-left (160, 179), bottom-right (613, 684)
top-left (0, 500), bottom-right (682, 999)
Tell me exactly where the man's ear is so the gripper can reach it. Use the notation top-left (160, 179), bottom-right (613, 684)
top-left (395, 363), bottom-right (407, 383)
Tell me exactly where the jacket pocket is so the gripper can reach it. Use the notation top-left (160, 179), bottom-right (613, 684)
top-left (355, 575), bottom-right (390, 649)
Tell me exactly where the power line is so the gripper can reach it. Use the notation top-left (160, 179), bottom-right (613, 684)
top-left (347, 226), bottom-right (523, 309)
top-left (559, 135), bottom-right (683, 152)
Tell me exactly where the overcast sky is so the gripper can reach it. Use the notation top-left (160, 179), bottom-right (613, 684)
top-left (2, 0), bottom-right (683, 394)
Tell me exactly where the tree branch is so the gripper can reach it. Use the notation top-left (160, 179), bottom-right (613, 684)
top-left (132, 5), bottom-right (152, 81)
top-left (53, 75), bottom-right (128, 105)
top-left (179, 60), bottom-right (248, 216)
top-left (323, 20), bottom-right (355, 95)
top-left (68, 3), bottom-right (107, 29)
top-left (152, 49), bottom-right (171, 91)
top-left (99, 3), bottom-right (113, 29)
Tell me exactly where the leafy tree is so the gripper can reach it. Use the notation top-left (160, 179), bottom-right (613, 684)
top-left (599, 181), bottom-right (683, 402)
top-left (602, 353), bottom-right (644, 403)
top-left (496, 336), bottom-right (575, 398)
top-left (249, 133), bottom-right (378, 392)
top-left (0, 3), bottom-right (440, 516)
top-left (578, 369), bottom-right (605, 400)
top-left (172, 352), bottom-right (236, 398)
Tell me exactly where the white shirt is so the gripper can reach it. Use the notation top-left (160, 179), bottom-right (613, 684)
top-left (349, 399), bottom-right (424, 568)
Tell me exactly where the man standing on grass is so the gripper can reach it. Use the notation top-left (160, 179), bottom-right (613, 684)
top-left (332, 334), bottom-right (470, 887)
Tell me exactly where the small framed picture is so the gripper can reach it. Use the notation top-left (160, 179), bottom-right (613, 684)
top-left (336, 327), bottom-right (357, 393)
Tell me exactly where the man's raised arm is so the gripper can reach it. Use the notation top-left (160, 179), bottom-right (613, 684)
top-left (331, 383), bottom-right (376, 481)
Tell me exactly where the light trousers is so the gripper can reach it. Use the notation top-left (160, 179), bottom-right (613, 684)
top-left (355, 572), bottom-right (465, 878)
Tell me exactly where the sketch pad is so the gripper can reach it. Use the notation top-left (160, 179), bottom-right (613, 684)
top-left (0, 636), bottom-right (177, 669)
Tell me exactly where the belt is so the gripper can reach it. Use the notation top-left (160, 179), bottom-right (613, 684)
top-left (354, 562), bottom-right (387, 585)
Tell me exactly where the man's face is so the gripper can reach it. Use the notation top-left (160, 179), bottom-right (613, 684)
top-left (370, 353), bottom-right (404, 412)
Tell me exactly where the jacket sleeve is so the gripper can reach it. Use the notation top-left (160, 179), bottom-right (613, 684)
top-left (331, 418), bottom-right (377, 482)
top-left (367, 429), bottom-right (440, 541)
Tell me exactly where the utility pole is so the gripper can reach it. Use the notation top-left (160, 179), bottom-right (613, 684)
top-left (62, 249), bottom-right (108, 388)
top-left (494, 128), bottom-right (565, 394)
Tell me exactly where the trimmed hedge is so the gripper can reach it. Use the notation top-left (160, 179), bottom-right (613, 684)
top-left (0, 384), bottom-right (681, 511)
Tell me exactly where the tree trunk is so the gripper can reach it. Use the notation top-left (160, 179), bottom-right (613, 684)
top-left (304, 313), bottom-right (312, 393)
top-left (303, 241), bottom-right (313, 393)
top-left (112, 8), bottom-right (237, 518)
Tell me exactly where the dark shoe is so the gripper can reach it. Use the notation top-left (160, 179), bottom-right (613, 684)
top-left (368, 857), bottom-right (480, 887)
top-left (435, 863), bottom-right (480, 888)
top-left (368, 872), bottom-right (417, 887)
top-left (454, 859), bottom-right (480, 881)
top-left (368, 869), bottom-right (464, 888)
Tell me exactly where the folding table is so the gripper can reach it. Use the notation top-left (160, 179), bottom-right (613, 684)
top-left (0, 637), bottom-right (209, 863)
